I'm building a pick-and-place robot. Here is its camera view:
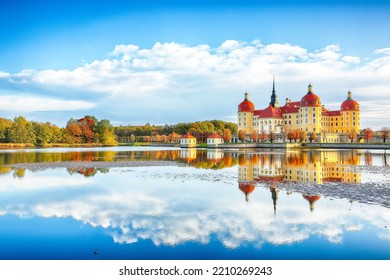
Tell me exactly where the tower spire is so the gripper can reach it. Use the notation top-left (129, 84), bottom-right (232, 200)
top-left (270, 75), bottom-right (279, 108)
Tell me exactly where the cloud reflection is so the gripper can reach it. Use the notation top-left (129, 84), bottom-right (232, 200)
top-left (0, 165), bottom-right (389, 251)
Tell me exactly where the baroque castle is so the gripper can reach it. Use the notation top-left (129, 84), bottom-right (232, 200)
top-left (237, 78), bottom-right (360, 143)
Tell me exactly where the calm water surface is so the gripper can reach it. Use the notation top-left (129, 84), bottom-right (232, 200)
top-left (0, 147), bottom-right (389, 259)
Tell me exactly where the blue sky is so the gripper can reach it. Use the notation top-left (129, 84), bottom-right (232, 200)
top-left (1, 0), bottom-right (390, 128)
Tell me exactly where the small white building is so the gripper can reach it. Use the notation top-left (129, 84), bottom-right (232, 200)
top-left (207, 133), bottom-right (224, 147)
top-left (180, 134), bottom-right (197, 148)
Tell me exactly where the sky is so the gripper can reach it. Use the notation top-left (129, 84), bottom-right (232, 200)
top-left (0, 0), bottom-right (390, 129)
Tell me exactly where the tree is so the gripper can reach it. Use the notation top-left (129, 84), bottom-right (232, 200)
top-left (308, 132), bottom-right (317, 143)
top-left (287, 130), bottom-right (295, 143)
top-left (379, 127), bottom-right (390, 143)
top-left (250, 132), bottom-right (258, 142)
top-left (363, 128), bottom-right (373, 142)
top-left (223, 129), bottom-right (232, 142)
top-left (260, 130), bottom-right (268, 142)
top-left (0, 118), bottom-right (12, 143)
top-left (32, 122), bottom-right (53, 145)
top-left (299, 130), bottom-right (307, 143)
top-left (77, 117), bottom-right (95, 143)
top-left (269, 131), bottom-right (276, 143)
top-left (66, 120), bottom-right (83, 143)
top-left (238, 130), bottom-right (246, 141)
top-left (8, 116), bottom-right (36, 144)
top-left (95, 119), bottom-right (117, 145)
top-left (348, 129), bottom-right (357, 143)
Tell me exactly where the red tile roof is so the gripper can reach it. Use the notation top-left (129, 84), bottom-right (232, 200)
top-left (341, 99), bottom-right (359, 111)
top-left (238, 99), bottom-right (255, 112)
top-left (322, 110), bottom-right (341, 116)
top-left (254, 105), bottom-right (283, 119)
top-left (300, 93), bottom-right (321, 107)
top-left (208, 133), bottom-right (223, 139)
top-left (181, 134), bottom-right (196, 139)
top-left (280, 101), bottom-right (300, 113)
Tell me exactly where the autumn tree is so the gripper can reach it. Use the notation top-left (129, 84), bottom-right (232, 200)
top-left (348, 129), bottom-right (357, 143)
top-left (308, 132), bottom-right (317, 143)
top-left (77, 117), bottom-right (95, 143)
top-left (238, 129), bottom-right (246, 142)
top-left (66, 119), bottom-right (83, 143)
top-left (298, 130), bottom-right (307, 143)
top-left (8, 116), bottom-right (36, 144)
top-left (269, 131), bottom-right (276, 143)
top-left (287, 130), bottom-right (299, 143)
top-left (363, 128), bottom-right (373, 142)
top-left (0, 118), bottom-right (12, 143)
top-left (251, 132), bottom-right (258, 142)
top-left (223, 129), bottom-right (232, 142)
top-left (32, 122), bottom-right (53, 145)
top-left (379, 127), bottom-right (390, 143)
top-left (95, 119), bottom-right (117, 145)
top-left (260, 130), bottom-right (268, 142)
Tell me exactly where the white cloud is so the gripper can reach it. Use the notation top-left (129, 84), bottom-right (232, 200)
top-left (374, 48), bottom-right (390, 55)
top-left (0, 40), bottom-right (389, 127)
top-left (1, 167), bottom-right (390, 250)
top-left (0, 95), bottom-right (95, 112)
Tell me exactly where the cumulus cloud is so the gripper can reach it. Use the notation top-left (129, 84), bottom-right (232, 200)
top-left (1, 167), bottom-right (390, 250)
top-left (0, 40), bottom-right (389, 127)
top-left (0, 95), bottom-right (95, 112)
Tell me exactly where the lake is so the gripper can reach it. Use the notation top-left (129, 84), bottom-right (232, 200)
top-left (0, 146), bottom-right (389, 260)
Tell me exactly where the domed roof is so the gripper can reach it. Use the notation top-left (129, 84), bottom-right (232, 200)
top-left (239, 182), bottom-right (256, 202)
top-left (238, 92), bottom-right (255, 112)
top-left (300, 84), bottom-right (321, 107)
top-left (341, 91), bottom-right (359, 111)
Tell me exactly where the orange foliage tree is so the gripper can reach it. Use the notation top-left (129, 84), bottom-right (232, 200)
top-left (348, 129), bottom-right (357, 143)
top-left (251, 132), bottom-right (258, 142)
top-left (223, 129), bottom-right (232, 142)
top-left (238, 129), bottom-right (246, 141)
top-left (363, 128), bottom-right (373, 142)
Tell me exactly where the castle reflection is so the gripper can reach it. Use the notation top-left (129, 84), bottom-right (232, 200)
top-left (237, 150), bottom-right (363, 212)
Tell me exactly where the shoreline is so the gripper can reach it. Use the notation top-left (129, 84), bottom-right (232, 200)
top-left (205, 143), bottom-right (390, 150)
top-left (6, 160), bottom-right (184, 171)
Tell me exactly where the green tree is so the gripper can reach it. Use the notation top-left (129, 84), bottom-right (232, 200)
top-left (33, 122), bottom-right (53, 145)
top-left (8, 116), bottom-right (36, 144)
top-left (0, 118), bottom-right (12, 143)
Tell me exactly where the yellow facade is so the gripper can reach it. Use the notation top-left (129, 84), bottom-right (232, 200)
top-left (237, 83), bottom-right (360, 143)
top-left (238, 151), bottom-right (361, 185)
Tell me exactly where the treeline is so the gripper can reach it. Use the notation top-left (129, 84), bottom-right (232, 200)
top-left (0, 116), bottom-right (117, 145)
top-left (115, 120), bottom-right (237, 143)
top-left (0, 116), bottom-right (239, 145)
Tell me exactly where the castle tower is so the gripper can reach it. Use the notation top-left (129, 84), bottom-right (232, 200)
top-left (340, 90), bottom-right (360, 134)
top-left (237, 91), bottom-right (255, 136)
top-left (299, 84), bottom-right (322, 136)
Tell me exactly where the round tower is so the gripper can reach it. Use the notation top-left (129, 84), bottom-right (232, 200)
top-left (299, 84), bottom-right (322, 136)
top-left (237, 91), bottom-right (255, 136)
top-left (340, 90), bottom-right (360, 134)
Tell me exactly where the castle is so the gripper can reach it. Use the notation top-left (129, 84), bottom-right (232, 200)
top-left (237, 78), bottom-right (360, 143)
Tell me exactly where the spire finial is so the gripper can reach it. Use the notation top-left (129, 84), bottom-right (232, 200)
top-left (244, 91), bottom-right (248, 100)
top-left (273, 75), bottom-right (275, 92)
top-left (308, 83), bottom-right (313, 93)
top-left (347, 90), bottom-right (352, 99)
top-left (270, 75), bottom-right (279, 108)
